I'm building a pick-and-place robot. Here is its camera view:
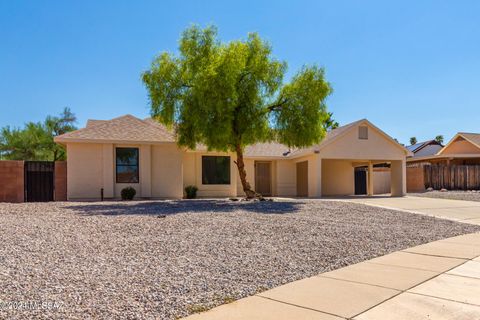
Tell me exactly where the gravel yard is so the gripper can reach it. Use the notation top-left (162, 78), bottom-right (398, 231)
top-left (410, 190), bottom-right (480, 202)
top-left (1, 199), bottom-right (479, 319)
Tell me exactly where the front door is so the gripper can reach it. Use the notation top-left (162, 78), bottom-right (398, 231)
top-left (255, 161), bottom-right (272, 196)
top-left (354, 168), bottom-right (367, 195)
top-left (296, 161), bottom-right (308, 197)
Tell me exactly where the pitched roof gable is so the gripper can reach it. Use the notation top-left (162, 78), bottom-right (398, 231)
top-left (438, 132), bottom-right (480, 155)
top-left (289, 119), bottom-right (412, 158)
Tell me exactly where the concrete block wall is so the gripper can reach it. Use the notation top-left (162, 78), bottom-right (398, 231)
top-left (55, 161), bottom-right (67, 201)
top-left (0, 160), bottom-right (68, 202)
top-left (0, 160), bottom-right (25, 203)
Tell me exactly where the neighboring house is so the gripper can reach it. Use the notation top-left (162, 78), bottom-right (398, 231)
top-left (406, 140), bottom-right (443, 158)
top-left (407, 133), bottom-right (480, 166)
top-left (54, 115), bottom-right (411, 200)
top-left (406, 133), bottom-right (480, 192)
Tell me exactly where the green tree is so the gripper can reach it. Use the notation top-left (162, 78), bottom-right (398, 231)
top-left (324, 112), bottom-right (339, 131)
top-left (0, 107), bottom-right (77, 161)
top-left (410, 137), bottom-right (417, 145)
top-left (143, 26), bottom-right (332, 198)
top-left (435, 135), bottom-right (444, 144)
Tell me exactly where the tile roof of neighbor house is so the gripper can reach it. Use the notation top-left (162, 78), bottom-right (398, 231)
top-left (459, 132), bottom-right (480, 148)
top-left (55, 115), bottom-right (408, 158)
top-left (406, 140), bottom-right (443, 153)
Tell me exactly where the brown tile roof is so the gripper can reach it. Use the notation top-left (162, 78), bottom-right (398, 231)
top-left (86, 119), bottom-right (107, 128)
top-left (244, 142), bottom-right (292, 158)
top-left (55, 115), bottom-right (175, 143)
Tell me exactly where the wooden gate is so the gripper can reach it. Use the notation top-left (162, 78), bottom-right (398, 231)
top-left (24, 161), bottom-right (55, 202)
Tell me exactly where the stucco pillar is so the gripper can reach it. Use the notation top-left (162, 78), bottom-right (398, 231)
top-left (367, 161), bottom-right (374, 196)
top-left (314, 155), bottom-right (322, 197)
top-left (391, 160), bottom-right (406, 196)
top-left (102, 144), bottom-right (114, 198)
top-left (140, 144), bottom-right (152, 198)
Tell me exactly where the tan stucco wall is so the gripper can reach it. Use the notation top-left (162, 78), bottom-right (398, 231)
top-left (321, 159), bottom-right (354, 196)
top-left (67, 143), bottom-right (104, 199)
top-left (320, 124), bottom-right (405, 160)
top-left (276, 159), bottom-right (296, 196)
top-left (442, 138), bottom-right (480, 155)
top-left (182, 152), bottom-right (237, 197)
top-left (66, 142), bottom-right (183, 200)
top-left (152, 144), bottom-right (183, 198)
top-left (373, 169), bottom-right (391, 194)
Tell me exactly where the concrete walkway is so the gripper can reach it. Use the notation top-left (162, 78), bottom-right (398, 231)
top-left (183, 232), bottom-right (480, 320)
top-left (341, 196), bottom-right (480, 225)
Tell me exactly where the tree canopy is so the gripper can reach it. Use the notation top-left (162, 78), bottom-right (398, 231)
top-left (0, 108), bottom-right (77, 161)
top-left (435, 135), bottom-right (444, 144)
top-left (410, 137), bottom-right (417, 145)
top-left (143, 25), bottom-right (333, 197)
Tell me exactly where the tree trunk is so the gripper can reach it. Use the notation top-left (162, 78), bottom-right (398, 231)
top-left (235, 144), bottom-right (259, 199)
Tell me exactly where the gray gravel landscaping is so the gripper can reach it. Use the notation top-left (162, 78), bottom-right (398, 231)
top-left (1, 199), bottom-right (479, 320)
top-left (410, 190), bottom-right (480, 202)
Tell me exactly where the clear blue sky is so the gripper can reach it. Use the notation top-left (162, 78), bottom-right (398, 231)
top-left (1, 1), bottom-right (479, 145)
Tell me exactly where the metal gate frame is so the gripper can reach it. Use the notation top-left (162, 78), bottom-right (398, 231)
top-left (24, 161), bottom-right (55, 202)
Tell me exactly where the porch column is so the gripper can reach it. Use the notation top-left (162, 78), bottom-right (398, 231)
top-left (367, 161), bottom-right (374, 196)
top-left (391, 159), bottom-right (406, 196)
top-left (313, 155), bottom-right (322, 197)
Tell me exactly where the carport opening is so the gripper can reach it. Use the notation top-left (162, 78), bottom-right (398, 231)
top-left (321, 159), bottom-right (405, 197)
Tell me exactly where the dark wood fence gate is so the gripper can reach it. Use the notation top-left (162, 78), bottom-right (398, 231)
top-left (424, 165), bottom-right (480, 190)
top-left (24, 161), bottom-right (55, 202)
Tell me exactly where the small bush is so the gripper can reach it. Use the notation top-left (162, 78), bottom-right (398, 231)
top-left (121, 187), bottom-right (136, 200)
top-left (185, 185), bottom-right (198, 199)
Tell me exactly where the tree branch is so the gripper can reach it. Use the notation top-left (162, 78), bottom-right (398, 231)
top-left (266, 97), bottom-right (288, 112)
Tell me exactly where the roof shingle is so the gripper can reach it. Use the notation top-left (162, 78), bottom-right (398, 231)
top-left (55, 115), bottom-right (175, 143)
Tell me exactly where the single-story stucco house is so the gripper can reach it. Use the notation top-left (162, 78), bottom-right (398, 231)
top-left (54, 115), bottom-right (412, 200)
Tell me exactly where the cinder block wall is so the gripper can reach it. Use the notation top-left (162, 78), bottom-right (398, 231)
top-left (407, 167), bottom-right (425, 192)
top-left (0, 160), bottom-right (25, 203)
top-left (55, 161), bottom-right (67, 201)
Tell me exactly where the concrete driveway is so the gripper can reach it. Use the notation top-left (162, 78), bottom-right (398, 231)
top-left (341, 196), bottom-right (480, 225)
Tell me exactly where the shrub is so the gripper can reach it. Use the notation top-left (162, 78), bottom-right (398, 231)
top-left (185, 185), bottom-right (198, 199)
top-left (121, 187), bottom-right (136, 200)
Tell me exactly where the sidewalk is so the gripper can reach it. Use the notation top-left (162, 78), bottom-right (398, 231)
top-left (340, 196), bottom-right (480, 225)
top-left (183, 232), bottom-right (480, 320)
